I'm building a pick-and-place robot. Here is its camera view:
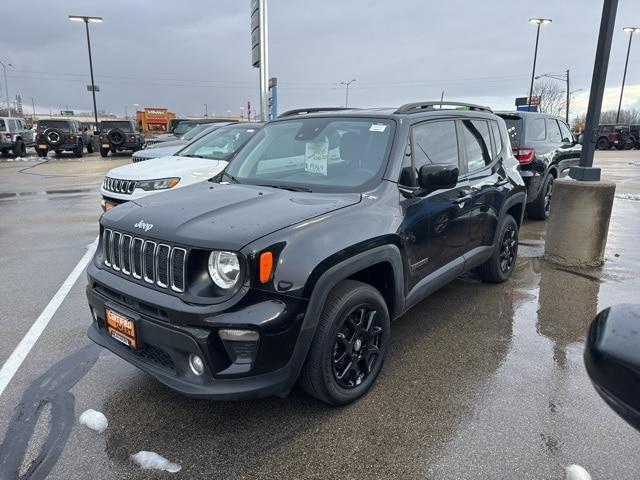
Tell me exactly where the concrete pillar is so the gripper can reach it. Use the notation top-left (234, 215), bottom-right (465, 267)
top-left (544, 179), bottom-right (616, 267)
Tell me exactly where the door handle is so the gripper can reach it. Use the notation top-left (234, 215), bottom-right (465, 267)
top-left (454, 195), bottom-right (471, 204)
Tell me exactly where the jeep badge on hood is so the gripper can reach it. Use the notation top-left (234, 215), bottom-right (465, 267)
top-left (134, 220), bottom-right (154, 232)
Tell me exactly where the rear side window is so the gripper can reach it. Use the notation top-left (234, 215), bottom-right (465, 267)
top-left (411, 120), bottom-right (459, 169)
top-left (461, 120), bottom-right (492, 172)
top-left (558, 121), bottom-right (573, 143)
top-left (526, 117), bottom-right (546, 142)
top-left (546, 119), bottom-right (562, 142)
top-left (490, 121), bottom-right (503, 156)
top-left (38, 120), bottom-right (71, 132)
top-left (499, 115), bottom-right (522, 147)
top-left (0, 119), bottom-right (5, 130)
top-left (8, 119), bottom-right (18, 131)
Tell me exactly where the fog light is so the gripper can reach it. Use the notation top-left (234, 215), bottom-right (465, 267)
top-left (219, 329), bottom-right (259, 364)
top-left (188, 353), bottom-right (205, 376)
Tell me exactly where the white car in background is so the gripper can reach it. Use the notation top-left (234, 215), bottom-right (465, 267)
top-left (100, 123), bottom-right (262, 211)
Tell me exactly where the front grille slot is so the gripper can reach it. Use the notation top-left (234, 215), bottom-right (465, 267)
top-left (156, 244), bottom-right (170, 288)
top-left (103, 176), bottom-right (136, 195)
top-left (143, 241), bottom-right (157, 283)
top-left (102, 230), bottom-right (186, 293)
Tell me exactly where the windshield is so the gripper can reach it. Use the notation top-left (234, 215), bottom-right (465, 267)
top-left (177, 125), bottom-right (260, 160)
top-left (38, 120), bottom-right (72, 132)
top-left (224, 117), bottom-right (395, 192)
top-left (100, 121), bottom-right (133, 132)
top-left (174, 122), bottom-right (199, 135)
top-left (181, 124), bottom-right (210, 140)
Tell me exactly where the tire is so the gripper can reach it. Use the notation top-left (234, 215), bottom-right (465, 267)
top-left (1, 149), bottom-right (9, 156)
top-left (299, 279), bottom-right (390, 405)
top-left (478, 214), bottom-right (519, 283)
top-left (100, 147), bottom-right (109, 158)
top-left (12, 141), bottom-right (25, 157)
top-left (74, 142), bottom-right (83, 157)
top-left (596, 137), bottom-right (610, 150)
top-left (527, 174), bottom-right (553, 220)
top-left (86, 139), bottom-right (94, 153)
top-left (36, 148), bottom-right (47, 158)
top-left (107, 128), bottom-right (125, 146)
top-left (43, 128), bottom-right (64, 148)
top-left (54, 149), bottom-right (63, 157)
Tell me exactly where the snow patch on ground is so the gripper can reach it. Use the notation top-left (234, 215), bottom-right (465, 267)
top-left (131, 451), bottom-right (181, 473)
top-left (0, 156), bottom-right (38, 162)
top-left (565, 464), bottom-right (592, 480)
top-left (615, 193), bottom-right (640, 201)
top-left (79, 409), bottom-right (108, 433)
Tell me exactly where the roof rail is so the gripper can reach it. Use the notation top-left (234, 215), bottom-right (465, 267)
top-left (394, 101), bottom-right (492, 114)
top-left (278, 107), bottom-right (356, 118)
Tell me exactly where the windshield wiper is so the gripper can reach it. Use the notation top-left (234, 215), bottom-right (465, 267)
top-left (222, 172), bottom-right (240, 183)
top-left (258, 184), bottom-right (312, 193)
top-left (183, 154), bottom-right (206, 159)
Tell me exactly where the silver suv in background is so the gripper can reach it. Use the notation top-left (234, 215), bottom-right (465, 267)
top-left (0, 117), bottom-right (35, 157)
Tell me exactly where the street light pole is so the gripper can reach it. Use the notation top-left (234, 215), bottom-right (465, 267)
top-left (69, 15), bottom-right (102, 130)
top-left (528, 18), bottom-right (552, 109)
top-left (204, 103), bottom-right (208, 118)
top-left (0, 60), bottom-right (12, 116)
top-left (616, 27), bottom-right (640, 123)
top-left (340, 79), bottom-right (356, 107)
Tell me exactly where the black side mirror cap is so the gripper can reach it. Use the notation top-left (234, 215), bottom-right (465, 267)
top-left (416, 164), bottom-right (459, 195)
top-left (584, 304), bottom-right (640, 432)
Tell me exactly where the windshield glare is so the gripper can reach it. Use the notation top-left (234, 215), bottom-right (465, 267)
top-left (100, 121), bottom-right (133, 132)
top-left (174, 122), bottom-right (198, 135)
top-left (224, 118), bottom-right (395, 192)
top-left (181, 124), bottom-right (210, 140)
top-left (178, 125), bottom-right (259, 160)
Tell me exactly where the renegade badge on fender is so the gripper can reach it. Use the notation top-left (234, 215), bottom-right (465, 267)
top-left (86, 102), bottom-right (526, 405)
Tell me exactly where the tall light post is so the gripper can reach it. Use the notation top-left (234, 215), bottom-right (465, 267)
top-left (68, 15), bottom-right (102, 130)
top-left (616, 27), bottom-right (640, 123)
top-left (536, 69), bottom-right (571, 123)
top-left (0, 60), bottom-right (13, 116)
top-left (340, 79), bottom-right (356, 107)
top-left (204, 103), bottom-right (208, 118)
top-left (528, 18), bottom-right (552, 109)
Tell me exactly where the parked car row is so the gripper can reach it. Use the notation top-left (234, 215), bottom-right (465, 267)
top-left (595, 123), bottom-right (640, 150)
top-left (87, 101), bottom-right (586, 406)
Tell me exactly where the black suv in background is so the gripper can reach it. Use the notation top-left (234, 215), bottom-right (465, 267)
top-left (98, 120), bottom-right (145, 157)
top-left (35, 119), bottom-right (91, 157)
top-left (497, 111), bottom-right (581, 219)
top-left (631, 124), bottom-right (640, 149)
top-left (86, 102), bottom-right (526, 405)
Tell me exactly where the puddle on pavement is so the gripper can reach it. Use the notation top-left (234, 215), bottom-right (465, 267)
top-left (0, 188), bottom-right (95, 201)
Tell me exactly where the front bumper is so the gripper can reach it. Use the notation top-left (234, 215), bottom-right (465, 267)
top-left (86, 264), bottom-right (311, 400)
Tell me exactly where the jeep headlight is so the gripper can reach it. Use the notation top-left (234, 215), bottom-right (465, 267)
top-left (208, 251), bottom-right (241, 289)
top-left (137, 177), bottom-right (180, 191)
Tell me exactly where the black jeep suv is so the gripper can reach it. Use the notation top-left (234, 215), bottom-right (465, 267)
top-left (35, 119), bottom-right (91, 157)
top-left (496, 111), bottom-right (581, 220)
top-left (86, 102), bottom-right (526, 405)
top-left (98, 120), bottom-right (145, 157)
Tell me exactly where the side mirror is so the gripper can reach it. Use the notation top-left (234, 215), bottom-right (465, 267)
top-left (417, 164), bottom-right (459, 194)
top-left (584, 304), bottom-right (640, 432)
top-left (93, 130), bottom-right (100, 136)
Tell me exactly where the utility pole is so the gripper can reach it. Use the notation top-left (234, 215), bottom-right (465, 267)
top-left (536, 69), bottom-right (571, 123)
top-left (251, 0), bottom-right (269, 121)
top-left (0, 60), bottom-right (12, 116)
top-left (31, 97), bottom-right (36, 121)
top-left (204, 103), bottom-right (208, 118)
top-left (616, 27), bottom-right (640, 123)
top-left (124, 105), bottom-right (128, 120)
top-left (528, 18), bottom-right (552, 109)
top-left (340, 79), bottom-right (356, 107)
top-left (69, 15), bottom-right (103, 131)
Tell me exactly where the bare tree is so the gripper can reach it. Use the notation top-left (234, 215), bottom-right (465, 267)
top-left (599, 108), bottom-right (640, 124)
top-left (532, 79), bottom-right (566, 117)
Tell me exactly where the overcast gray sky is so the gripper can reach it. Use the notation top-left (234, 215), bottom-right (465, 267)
top-left (2, 0), bottom-right (640, 118)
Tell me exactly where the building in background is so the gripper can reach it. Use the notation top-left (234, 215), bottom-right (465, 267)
top-left (136, 108), bottom-right (176, 132)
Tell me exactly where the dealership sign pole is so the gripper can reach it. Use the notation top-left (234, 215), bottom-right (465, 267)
top-left (251, 0), bottom-right (269, 121)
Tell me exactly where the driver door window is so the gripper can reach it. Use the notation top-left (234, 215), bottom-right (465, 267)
top-left (406, 120), bottom-right (459, 186)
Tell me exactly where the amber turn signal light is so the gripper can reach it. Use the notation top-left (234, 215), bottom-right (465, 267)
top-left (259, 251), bottom-right (274, 284)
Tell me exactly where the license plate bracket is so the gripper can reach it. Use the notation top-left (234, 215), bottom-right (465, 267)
top-left (105, 307), bottom-right (138, 349)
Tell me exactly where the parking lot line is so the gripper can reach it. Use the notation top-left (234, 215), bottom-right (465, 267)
top-left (0, 237), bottom-right (98, 398)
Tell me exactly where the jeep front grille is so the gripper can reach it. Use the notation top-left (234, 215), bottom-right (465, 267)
top-left (102, 228), bottom-right (186, 293)
top-left (103, 177), bottom-right (136, 195)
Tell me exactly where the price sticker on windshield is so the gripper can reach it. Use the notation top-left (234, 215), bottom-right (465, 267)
top-left (304, 139), bottom-right (329, 176)
top-left (370, 124), bottom-right (387, 132)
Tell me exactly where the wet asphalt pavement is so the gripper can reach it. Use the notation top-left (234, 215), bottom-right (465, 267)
top-left (0, 150), bottom-right (639, 479)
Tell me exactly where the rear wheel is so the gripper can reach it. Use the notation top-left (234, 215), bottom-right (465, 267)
top-left (100, 147), bottom-right (109, 158)
top-left (527, 174), bottom-right (553, 220)
top-left (478, 214), bottom-right (518, 283)
top-left (1, 149), bottom-right (8, 156)
top-left (86, 139), bottom-right (94, 153)
top-left (54, 149), bottom-right (63, 157)
top-left (36, 148), bottom-right (47, 158)
top-left (74, 142), bottom-right (83, 157)
top-left (12, 141), bottom-right (25, 157)
top-left (299, 280), bottom-right (390, 405)
top-left (596, 137), bottom-right (610, 150)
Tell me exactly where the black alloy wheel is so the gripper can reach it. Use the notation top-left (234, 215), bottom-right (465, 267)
top-left (44, 128), bottom-right (64, 147)
top-left (299, 279), bottom-right (390, 405)
top-left (332, 305), bottom-right (384, 389)
top-left (499, 225), bottom-right (518, 275)
top-left (543, 176), bottom-right (554, 217)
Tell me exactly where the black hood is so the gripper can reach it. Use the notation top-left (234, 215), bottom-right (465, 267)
top-left (102, 182), bottom-right (361, 251)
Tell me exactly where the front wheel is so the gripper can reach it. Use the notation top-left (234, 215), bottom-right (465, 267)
top-left (527, 174), bottom-right (553, 220)
top-left (478, 214), bottom-right (519, 283)
top-left (596, 138), bottom-right (610, 150)
top-left (299, 280), bottom-right (390, 405)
